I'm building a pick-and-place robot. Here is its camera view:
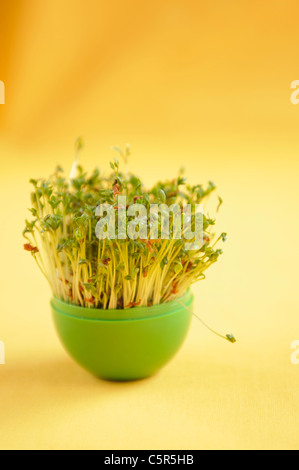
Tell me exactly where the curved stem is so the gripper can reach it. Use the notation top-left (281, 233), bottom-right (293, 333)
top-left (175, 299), bottom-right (236, 344)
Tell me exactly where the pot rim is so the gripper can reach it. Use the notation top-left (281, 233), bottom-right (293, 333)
top-left (51, 289), bottom-right (193, 322)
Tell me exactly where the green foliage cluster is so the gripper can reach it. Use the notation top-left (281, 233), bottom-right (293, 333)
top-left (23, 147), bottom-right (227, 312)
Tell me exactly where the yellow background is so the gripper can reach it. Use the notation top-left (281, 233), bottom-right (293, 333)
top-left (0, 0), bottom-right (299, 450)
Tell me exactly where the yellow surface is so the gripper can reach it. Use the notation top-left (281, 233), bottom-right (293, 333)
top-left (1, 0), bottom-right (299, 450)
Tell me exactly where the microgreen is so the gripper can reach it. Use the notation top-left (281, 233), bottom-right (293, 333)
top-left (23, 146), bottom-right (235, 342)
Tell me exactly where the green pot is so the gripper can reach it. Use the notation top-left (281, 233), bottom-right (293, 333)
top-left (51, 290), bottom-right (193, 381)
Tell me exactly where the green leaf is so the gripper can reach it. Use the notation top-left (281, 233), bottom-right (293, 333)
top-left (177, 177), bottom-right (186, 186)
top-left (221, 232), bottom-right (227, 242)
top-left (226, 334), bottom-right (237, 344)
top-left (174, 262), bottom-right (183, 274)
top-left (157, 189), bottom-right (166, 203)
top-left (160, 256), bottom-right (169, 269)
top-left (111, 146), bottom-right (124, 156)
top-left (75, 137), bottom-right (84, 151)
top-left (217, 196), bottom-right (223, 212)
top-left (78, 259), bottom-right (89, 265)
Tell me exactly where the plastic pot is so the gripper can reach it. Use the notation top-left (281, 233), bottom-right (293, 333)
top-left (51, 290), bottom-right (193, 381)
